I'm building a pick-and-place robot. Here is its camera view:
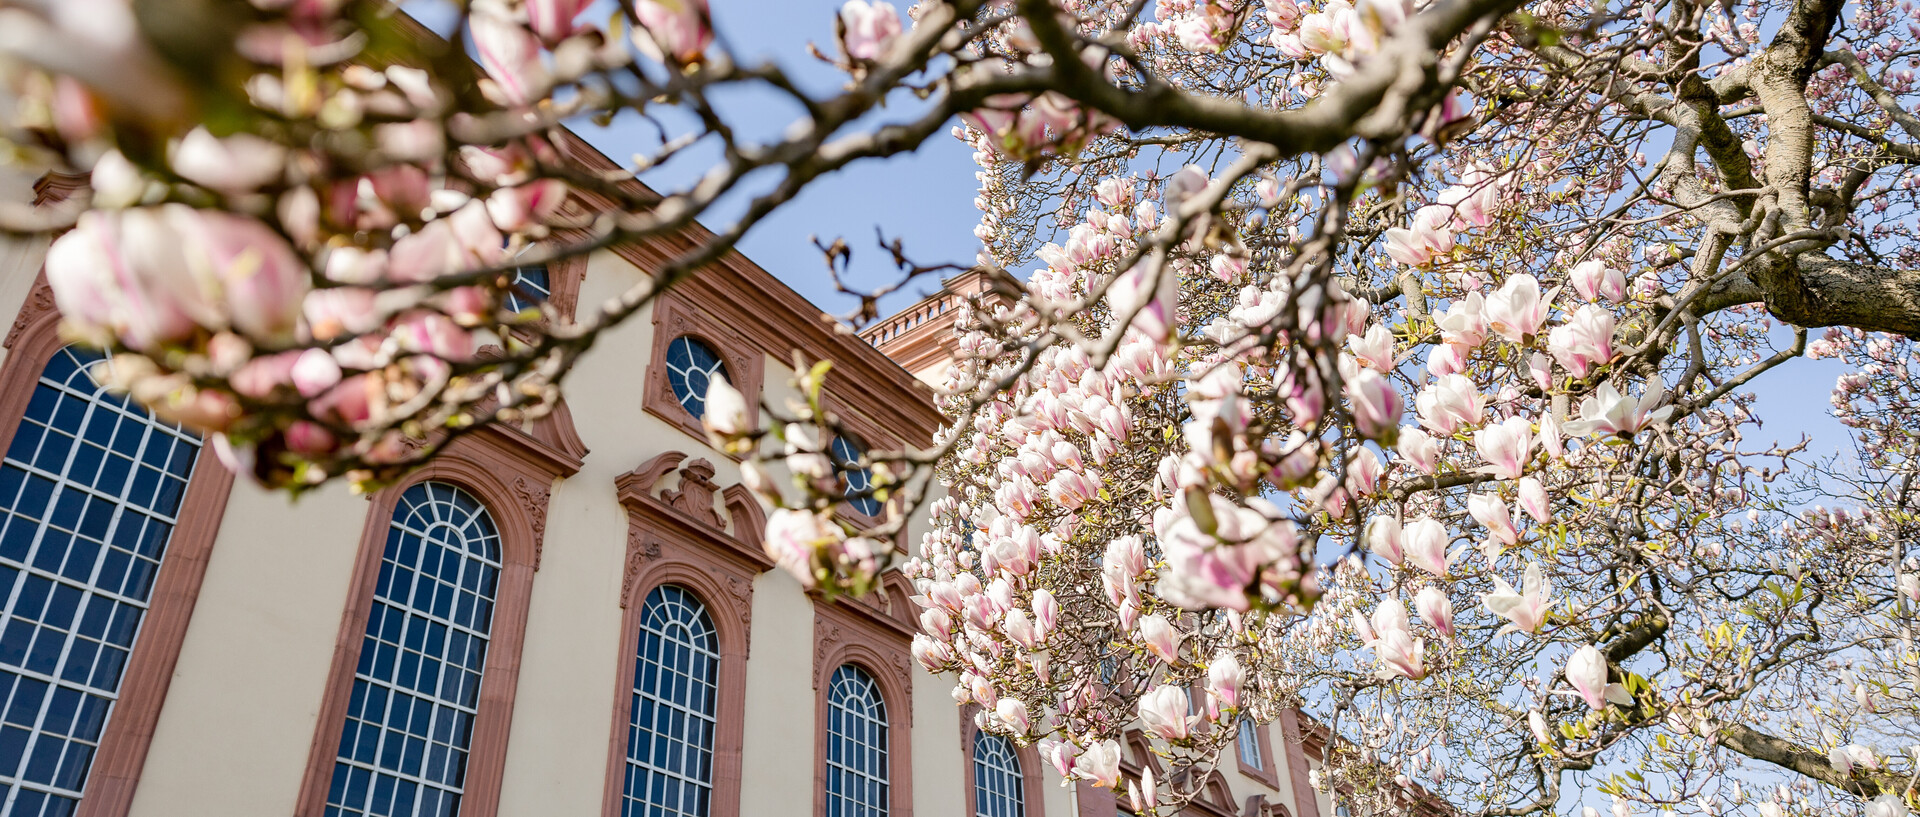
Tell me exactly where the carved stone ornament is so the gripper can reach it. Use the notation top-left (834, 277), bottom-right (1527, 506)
top-left (513, 476), bottom-right (553, 570)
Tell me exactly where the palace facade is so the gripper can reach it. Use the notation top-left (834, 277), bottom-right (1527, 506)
top-left (0, 130), bottom-right (1341, 817)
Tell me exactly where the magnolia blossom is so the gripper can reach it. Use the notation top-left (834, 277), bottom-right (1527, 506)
top-left (1361, 600), bottom-right (1427, 680)
top-left (1565, 645), bottom-right (1631, 710)
top-left (1415, 586), bottom-right (1455, 638)
top-left (1436, 292), bottom-right (1488, 349)
top-left (634, 0), bottom-right (714, 64)
top-left (1366, 515), bottom-right (1405, 564)
top-left (1469, 492), bottom-right (1519, 547)
top-left (702, 377), bottom-right (750, 440)
top-left (1139, 614), bottom-right (1179, 664)
top-left (1518, 477), bottom-right (1550, 523)
top-left (1346, 368), bottom-right (1403, 440)
top-left (471, 6), bottom-right (547, 105)
top-left (1076, 740), bottom-right (1123, 788)
top-left (171, 127), bottom-right (286, 193)
top-left (1868, 795), bottom-right (1911, 817)
top-left (763, 508), bottom-right (844, 586)
top-left (1474, 415), bottom-right (1534, 478)
top-left (1483, 561), bottom-right (1553, 635)
top-left (1403, 516), bottom-right (1452, 576)
top-left (527, 0), bottom-right (594, 41)
top-left (840, 0), bottom-right (903, 61)
top-left (1397, 427), bottom-right (1439, 474)
top-left (1139, 684), bottom-right (1197, 740)
top-left (1548, 304), bottom-right (1617, 378)
top-left (1348, 323), bottom-right (1395, 371)
top-left (1108, 264), bottom-right (1178, 342)
top-left (1416, 374), bottom-right (1485, 436)
top-left (47, 205), bottom-right (309, 351)
top-left (1384, 205), bottom-right (1455, 266)
top-left (1208, 649), bottom-right (1244, 711)
top-left (995, 697), bottom-right (1031, 734)
top-left (1563, 382), bottom-right (1675, 437)
top-left (1569, 259), bottom-right (1628, 302)
top-left (1485, 274), bottom-right (1558, 343)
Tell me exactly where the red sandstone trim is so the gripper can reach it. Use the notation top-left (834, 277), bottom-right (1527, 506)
top-left (1276, 709), bottom-right (1323, 817)
top-left (601, 452), bottom-right (769, 817)
top-left (641, 290), bottom-right (766, 452)
top-left (294, 436), bottom-right (574, 817)
top-left (0, 275), bottom-right (239, 817)
top-left (811, 574), bottom-right (918, 817)
top-left (957, 705), bottom-right (1046, 817)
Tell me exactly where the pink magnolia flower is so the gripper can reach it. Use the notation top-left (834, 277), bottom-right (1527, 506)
top-left (1139, 684), bottom-right (1197, 740)
top-left (1562, 382), bottom-right (1675, 438)
top-left (1107, 264), bottom-right (1177, 342)
top-left (48, 206), bottom-right (311, 351)
top-left (1367, 516), bottom-right (1405, 565)
top-left (486, 179), bottom-right (570, 232)
top-left (1568, 259), bottom-right (1627, 302)
top-left (763, 508), bottom-right (843, 586)
top-left (1348, 323), bottom-right (1395, 371)
top-left (996, 697), bottom-right (1031, 734)
top-left (1548, 304), bottom-right (1616, 378)
top-left (1482, 561), bottom-right (1552, 635)
top-left (1397, 427), bottom-right (1439, 474)
top-left (1436, 292), bottom-right (1488, 349)
top-left (1528, 351), bottom-right (1553, 391)
top-left (171, 127), bottom-right (286, 194)
top-left (1473, 415), bottom-right (1533, 479)
top-left (702, 376), bottom-right (750, 440)
top-left (1075, 740), bottom-right (1123, 788)
top-left (633, 0), bottom-right (714, 65)
top-left (1046, 469), bottom-right (1101, 510)
top-left (1404, 517), bottom-right (1453, 576)
top-left (1346, 447), bottom-right (1382, 495)
top-left (1427, 342), bottom-right (1467, 377)
top-left (527, 0), bottom-right (594, 42)
top-left (1385, 205), bottom-right (1458, 266)
top-left (1415, 586), bottom-right (1455, 638)
top-left (1485, 274), bottom-right (1558, 343)
top-left (1518, 477), bottom-right (1550, 523)
top-left (1565, 645), bottom-right (1629, 710)
top-left (1416, 374), bottom-right (1484, 436)
top-left (1346, 369), bottom-right (1403, 441)
top-left (919, 607), bottom-right (953, 639)
top-left (1266, 0), bottom-right (1302, 30)
top-left (1105, 535), bottom-right (1146, 577)
top-left (1003, 609), bottom-right (1038, 649)
top-left (840, 0), bottom-right (903, 61)
top-left (1154, 495), bottom-right (1298, 612)
top-left (471, 7), bottom-right (547, 105)
top-left (1469, 492), bottom-right (1519, 547)
top-left (1367, 600), bottom-right (1426, 680)
top-left (1139, 614), bottom-right (1178, 664)
top-left (1032, 588), bottom-right (1059, 637)
top-left (911, 634), bottom-right (953, 671)
top-left (1538, 413), bottom-right (1565, 459)
top-left (1164, 165), bottom-right (1211, 209)
top-left (1208, 650), bottom-right (1243, 711)
top-left (1297, 1), bottom-right (1353, 55)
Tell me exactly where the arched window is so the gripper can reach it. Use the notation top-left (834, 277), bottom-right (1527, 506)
top-left (327, 481), bottom-right (501, 817)
top-left (504, 264), bottom-right (552, 315)
top-left (824, 664), bottom-right (888, 817)
top-left (664, 337), bottom-right (730, 420)
top-left (623, 585), bottom-right (719, 817)
top-left (0, 346), bottom-right (201, 815)
top-left (971, 732), bottom-right (1024, 817)
top-left (830, 438), bottom-right (881, 517)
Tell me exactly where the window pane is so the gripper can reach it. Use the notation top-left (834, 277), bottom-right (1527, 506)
top-left (327, 482), bottom-right (500, 817)
top-left (972, 733), bottom-right (1024, 817)
top-left (0, 347), bottom-right (201, 815)
top-left (622, 585), bottom-right (719, 817)
top-left (663, 338), bottom-right (731, 421)
top-left (503, 266), bottom-right (552, 316)
top-left (825, 665), bottom-right (888, 817)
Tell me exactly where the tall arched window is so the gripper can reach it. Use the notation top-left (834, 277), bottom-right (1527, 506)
top-left (0, 346), bottom-right (200, 816)
top-left (622, 585), bottom-right (719, 817)
top-left (824, 664), bottom-right (888, 817)
top-left (327, 482), bottom-right (501, 817)
top-left (972, 733), bottom-right (1025, 817)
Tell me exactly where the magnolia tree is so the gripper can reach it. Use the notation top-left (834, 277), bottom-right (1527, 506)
top-left (4, 0), bottom-right (1920, 813)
